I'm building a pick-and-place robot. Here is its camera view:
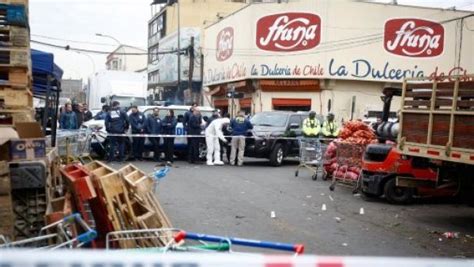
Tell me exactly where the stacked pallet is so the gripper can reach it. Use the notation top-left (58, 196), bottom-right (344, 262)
top-left (0, 161), bottom-right (14, 240)
top-left (0, 0), bottom-right (33, 126)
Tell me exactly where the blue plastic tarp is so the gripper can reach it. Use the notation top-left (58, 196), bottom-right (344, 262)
top-left (31, 49), bottom-right (63, 96)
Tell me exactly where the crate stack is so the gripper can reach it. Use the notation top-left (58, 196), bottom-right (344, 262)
top-left (0, 0), bottom-right (33, 126)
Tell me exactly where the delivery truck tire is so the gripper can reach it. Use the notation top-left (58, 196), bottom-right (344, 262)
top-left (384, 178), bottom-right (414, 205)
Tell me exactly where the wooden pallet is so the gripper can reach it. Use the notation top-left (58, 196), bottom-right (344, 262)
top-left (0, 0), bottom-right (28, 5)
top-left (0, 4), bottom-right (28, 28)
top-left (0, 161), bottom-right (14, 239)
top-left (0, 108), bottom-right (33, 126)
top-left (0, 47), bottom-right (29, 68)
top-left (0, 88), bottom-right (32, 108)
top-left (0, 66), bottom-right (31, 88)
top-left (12, 188), bottom-right (47, 240)
top-left (0, 26), bottom-right (28, 47)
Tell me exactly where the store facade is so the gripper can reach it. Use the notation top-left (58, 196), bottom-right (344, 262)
top-left (202, 1), bottom-right (473, 120)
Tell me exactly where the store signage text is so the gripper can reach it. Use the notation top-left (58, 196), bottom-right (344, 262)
top-left (205, 62), bottom-right (246, 83)
top-left (384, 18), bottom-right (444, 57)
top-left (251, 64), bottom-right (324, 77)
top-left (256, 12), bottom-right (321, 52)
top-left (216, 27), bottom-right (234, 61)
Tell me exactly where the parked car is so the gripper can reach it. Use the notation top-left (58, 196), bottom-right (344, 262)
top-left (242, 111), bottom-right (323, 166)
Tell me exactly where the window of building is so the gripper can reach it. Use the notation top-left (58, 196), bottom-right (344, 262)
top-left (149, 11), bottom-right (166, 39)
top-left (149, 44), bottom-right (159, 63)
top-left (112, 60), bottom-right (118, 70)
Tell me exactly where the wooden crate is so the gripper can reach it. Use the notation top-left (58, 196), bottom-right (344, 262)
top-left (0, 0), bottom-right (28, 5)
top-left (0, 26), bottom-right (28, 47)
top-left (0, 4), bottom-right (28, 28)
top-left (0, 88), bottom-right (32, 108)
top-left (0, 161), bottom-right (13, 239)
top-left (0, 108), bottom-right (33, 126)
top-left (0, 47), bottom-right (29, 68)
top-left (0, 66), bottom-right (31, 88)
top-left (12, 188), bottom-right (47, 240)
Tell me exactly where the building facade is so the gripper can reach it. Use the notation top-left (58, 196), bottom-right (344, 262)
top-left (106, 45), bottom-right (147, 73)
top-left (203, 1), bottom-right (474, 121)
top-left (147, 0), bottom-right (248, 105)
top-left (61, 79), bottom-right (85, 103)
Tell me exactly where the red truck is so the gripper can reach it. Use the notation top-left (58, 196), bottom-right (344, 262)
top-left (361, 75), bottom-right (474, 204)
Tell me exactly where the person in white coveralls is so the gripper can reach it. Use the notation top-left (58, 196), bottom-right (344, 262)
top-left (205, 115), bottom-right (230, 166)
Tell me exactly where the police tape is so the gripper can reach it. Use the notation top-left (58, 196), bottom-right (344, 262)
top-left (0, 250), bottom-right (472, 267)
top-left (100, 132), bottom-right (336, 142)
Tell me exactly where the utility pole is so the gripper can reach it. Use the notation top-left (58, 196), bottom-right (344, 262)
top-left (188, 37), bottom-right (195, 104)
top-left (176, 0), bottom-right (181, 101)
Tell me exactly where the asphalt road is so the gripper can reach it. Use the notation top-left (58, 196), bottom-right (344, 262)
top-left (112, 159), bottom-right (474, 257)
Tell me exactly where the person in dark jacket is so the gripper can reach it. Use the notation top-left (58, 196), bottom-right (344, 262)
top-left (205, 110), bottom-right (220, 128)
top-left (59, 103), bottom-right (77, 130)
top-left (187, 108), bottom-right (203, 163)
top-left (94, 105), bottom-right (109, 120)
top-left (183, 102), bottom-right (198, 131)
top-left (162, 109), bottom-right (177, 163)
top-left (230, 111), bottom-right (253, 166)
top-left (73, 103), bottom-right (84, 128)
top-left (83, 103), bottom-right (93, 122)
top-left (105, 101), bottom-right (129, 162)
top-left (128, 105), bottom-right (146, 161)
top-left (146, 107), bottom-right (162, 162)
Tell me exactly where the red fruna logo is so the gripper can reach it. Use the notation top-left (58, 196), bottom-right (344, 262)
top-left (216, 27), bottom-right (234, 61)
top-left (384, 18), bottom-right (444, 57)
top-left (256, 13), bottom-right (321, 52)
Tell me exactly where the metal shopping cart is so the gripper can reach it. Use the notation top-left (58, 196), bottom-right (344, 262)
top-left (0, 213), bottom-right (96, 249)
top-left (55, 129), bottom-right (93, 164)
top-left (329, 142), bottom-right (366, 193)
top-left (295, 138), bottom-right (327, 181)
top-left (106, 228), bottom-right (304, 256)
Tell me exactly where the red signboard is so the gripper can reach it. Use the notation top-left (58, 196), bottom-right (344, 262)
top-left (384, 18), bottom-right (444, 57)
top-left (216, 27), bottom-right (234, 61)
top-left (256, 12), bottom-right (321, 52)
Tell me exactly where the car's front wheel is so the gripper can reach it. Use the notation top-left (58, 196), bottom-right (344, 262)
top-left (269, 143), bottom-right (284, 166)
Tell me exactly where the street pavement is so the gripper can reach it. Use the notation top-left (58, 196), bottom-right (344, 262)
top-left (111, 159), bottom-right (474, 257)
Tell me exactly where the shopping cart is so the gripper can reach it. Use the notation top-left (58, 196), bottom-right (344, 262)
top-left (106, 228), bottom-right (304, 256)
top-left (55, 129), bottom-right (93, 164)
top-left (0, 213), bottom-right (97, 249)
top-left (295, 138), bottom-right (326, 181)
top-left (329, 142), bottom-right (366, 193)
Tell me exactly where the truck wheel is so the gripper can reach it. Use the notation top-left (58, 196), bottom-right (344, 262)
top-left (269, 143), bottom-right (284, 166)
top-left (384, 178), bottom-right (414, 205)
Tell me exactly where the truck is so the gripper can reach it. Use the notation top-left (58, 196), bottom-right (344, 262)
top-left (361, 74), bottom-right (474, 205)
top-left (87, 70), bottom-right (147, 111)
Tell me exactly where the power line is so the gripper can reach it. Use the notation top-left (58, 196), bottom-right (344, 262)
top-left (32, 34), bottom-right (118, 47)
top-left (31, 40), bottom-right (179, 55)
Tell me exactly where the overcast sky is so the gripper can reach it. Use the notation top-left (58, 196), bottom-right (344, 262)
top-left (30, 0), bottom-right (474, 82)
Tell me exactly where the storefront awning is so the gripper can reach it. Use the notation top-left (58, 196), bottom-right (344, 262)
top-left (260, 79), bottom-right (320, 92)
top-left (214, 99), bottom-right (229, 107)
top-left (272, 98), bottom-right (311, 107)
top-left (240, 98), bottom-right (252, 108)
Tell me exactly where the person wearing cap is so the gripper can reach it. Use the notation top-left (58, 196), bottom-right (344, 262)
top-left (105, 101), bottom-right (129, 162)
top-left (302, 111), bottom-right (321, 138)
top-left (321, 113), bottom-right (340, 138)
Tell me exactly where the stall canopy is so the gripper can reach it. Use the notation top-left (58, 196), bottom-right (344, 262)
top-left (31, 49), bottom-right (63, 96)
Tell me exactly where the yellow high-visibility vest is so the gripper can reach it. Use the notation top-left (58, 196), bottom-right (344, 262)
top-left (302, 118), bottom-right (321, 137)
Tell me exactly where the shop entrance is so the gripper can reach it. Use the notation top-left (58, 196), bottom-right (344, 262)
top-left (272, 98), bottom-right (311, 112)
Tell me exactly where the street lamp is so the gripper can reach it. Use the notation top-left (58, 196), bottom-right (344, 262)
top-left (74, 50), bottom-right (96, 74)
top-left (95, 33), bottom-right (126, 71)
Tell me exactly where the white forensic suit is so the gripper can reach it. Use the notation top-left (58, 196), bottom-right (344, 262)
top-left (205, 117), bottom-right (230, 165)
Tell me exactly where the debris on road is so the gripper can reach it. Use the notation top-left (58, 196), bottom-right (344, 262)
top-left (342, 243), bottom-right (348, 247)
top-left (443, 232), bottom-right (460, 239)
top-left (322, 204), bottom-right (327, 211)
top-left (328, 195), bottom-right (334, 201)
top-left (359, 207), bottom-right (365, 215)
top-left (334, 217), bottom-right (341, 223)
top-left (271, 211), bottom-right (276, 218)
top-left (353, 193), bottom-right (361, 197)
top-left (235, 215), bottom-right (245, 219)
top-left (306, 195), bottom-right (312, 199)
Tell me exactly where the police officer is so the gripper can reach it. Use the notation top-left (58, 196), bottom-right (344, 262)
top-left (105, 101), bottom-right (129, 162)
top-left (128, 106), bottom-right (146, 161)
top-left (146, 107), bottom-right (162, 162)
top-left (188, 108), bottom-right (203, 164)
top-left (321, 113), bottom-right (340, 138)
top-left (302, 111), bottom-right (321, 138)
top-left (162, 109), bottom-right (177, 163)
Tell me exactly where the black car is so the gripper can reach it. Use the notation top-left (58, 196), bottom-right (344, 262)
top-left (243, 111), bottom-right (322, 166)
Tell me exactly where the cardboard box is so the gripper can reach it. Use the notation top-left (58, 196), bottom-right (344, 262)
top-left (0, 122), bottom-right (46, 161)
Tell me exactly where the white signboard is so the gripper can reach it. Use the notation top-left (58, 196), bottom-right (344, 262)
top-left (203, 2), bottom-right (473, 86)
